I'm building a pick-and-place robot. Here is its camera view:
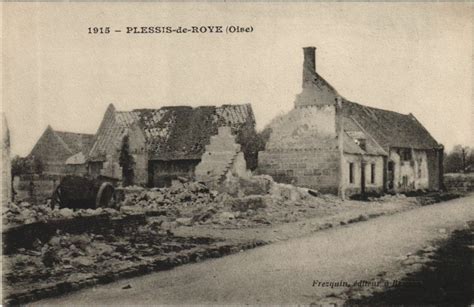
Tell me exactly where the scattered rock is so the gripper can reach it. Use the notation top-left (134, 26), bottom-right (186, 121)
top-left (41, 247), bottom-right (61, 267)
top-left (161, 221), bottom-right (178, 230)
top-left (422, 245), bottom-right (437, 253)
top-left (226, 195), bottom-right (268, 212)
top-left (71, 256), bottom-right (94, 267)
top-left (59, 208), bottom-right (74, 218)
top-left (176, 218), bottom-right (193, 226)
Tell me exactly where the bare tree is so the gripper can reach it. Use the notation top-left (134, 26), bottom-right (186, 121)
top-left (444, 145), bottom-right (472, 173)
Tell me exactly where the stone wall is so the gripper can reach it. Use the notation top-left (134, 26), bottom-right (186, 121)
top-left (444, 173), bottom-right (474, 193)
top-left (65, 164), bottom-right (88, 176)
top-left (264, 105), bottom-right (337, 150)
top-left (13, 174), bottom-right (61, 204)
top-left (258, 149), bottom-right (340, 193)
top-left (149, 160), bottom-right (200, 187)
top-left (258, 105), bottom-right (340, 193)
top-left (93, 123), bottom-right (149, 186)
top-left (426, 148), bottom-right (442, 190)
top-left (2, 114), bottom-right (12, 207)
top-left (100, 154), bottom-right (122, 180)
top-left (195, 126), bottom-right (250, 188)
top-left (128, 123), bottom-right (148, 186)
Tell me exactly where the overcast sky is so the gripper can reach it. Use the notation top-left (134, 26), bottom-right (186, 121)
top-left (2, 2), bottom-right (473, 156)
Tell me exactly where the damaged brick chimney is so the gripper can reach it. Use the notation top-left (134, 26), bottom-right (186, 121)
top-left (302, 46), bottom-right (316, 88)
top-left (295, 46), bottom-right (339, 108)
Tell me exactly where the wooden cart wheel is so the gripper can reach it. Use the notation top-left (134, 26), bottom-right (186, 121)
top-left (95, 182), bottom-right (115, 208)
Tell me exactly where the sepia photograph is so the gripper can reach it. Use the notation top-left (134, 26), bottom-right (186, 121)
top-left (1, 2), bottom-right (473, 305)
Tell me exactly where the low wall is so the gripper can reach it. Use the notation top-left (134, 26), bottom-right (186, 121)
top-left (13, 174), bottom-right (62, 204)
top-left (444, 173), bottom-right (474, 194)
top-left (2, 213), bottom-right (146, 255)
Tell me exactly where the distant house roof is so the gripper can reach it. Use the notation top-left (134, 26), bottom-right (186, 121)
top-left (54, 130), bottom-right (95, 154)
top-left (88, 103), bottom-right (256, 161)
top-left (342, 100), bottom-right (440, 151)
top-left (29, 126), bottom-right (94, 162)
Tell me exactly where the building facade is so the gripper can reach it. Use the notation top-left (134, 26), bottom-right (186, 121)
top-left (258, 47), bottom-right (443, 196)
top-left (87, 103), bottom-right (259, 187)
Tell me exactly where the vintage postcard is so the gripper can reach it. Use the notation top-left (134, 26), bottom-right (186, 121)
top-left (1, 2), bottom-right (473, 305)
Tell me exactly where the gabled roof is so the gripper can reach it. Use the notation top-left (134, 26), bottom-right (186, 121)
top-left (342, 100), bottom-right (440, 151)
top-left (294, 47), bottom-right (440, 151)
top-left (29, 126), bottom-right (94, 159)
top-left (88, 103), bottom-right (256, 161)
top-left (87, 104), bottom-right (138, 161)
top-left (54, 130), bottom-right (95, 154)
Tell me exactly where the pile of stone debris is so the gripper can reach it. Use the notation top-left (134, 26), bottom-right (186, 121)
top-left (4, 226), bottom-right (220, 296)
top-left (4, 175), bottom-right (337, 229)
top-left (2, 201), bottom-right (121, 226)
top-left (118, 175), bottom-right (338, 229)
top-left (119, 181), bottom-right (217, 213)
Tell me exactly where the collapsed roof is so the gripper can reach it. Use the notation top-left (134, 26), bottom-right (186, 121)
top-left (88, 103), bottom-right (256, 161)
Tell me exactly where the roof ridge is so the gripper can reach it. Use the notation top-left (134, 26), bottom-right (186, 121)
top-left (342, 100), bottom-right (439, 150)
top-left (54, 130), bottom-right (94, 137)
top-left (344, 100), bottom-right (411, 118)
top-left (132, 103), bottom-right (252, 112)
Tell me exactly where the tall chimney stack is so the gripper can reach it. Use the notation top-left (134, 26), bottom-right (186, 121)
top-left (303, 46), bottom-right (316, 72)
top-left (302, 46), bottom-right (316, 88)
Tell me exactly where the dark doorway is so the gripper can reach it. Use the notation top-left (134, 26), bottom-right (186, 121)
top-left (361, 161), bottom-right (366, 194)
top-left (387, 161), bottom-right (395, 190)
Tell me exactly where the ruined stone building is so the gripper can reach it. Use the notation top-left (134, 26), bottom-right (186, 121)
top-left (195, 126), bottom-right (251, 188)
top-left (258, 47), bottom-right (443, 195)
top-left (87, 103), bottom-right (258, 187)
top-left (28, 126), bottom-right (94, 175)
top-left (2, 113), bottom-right (12, 206)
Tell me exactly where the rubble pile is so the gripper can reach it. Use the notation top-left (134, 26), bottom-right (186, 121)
top-left (2, 201), bottom-right (121, 227)
top-left (118, 176), bottom-right (339, 229)
top-left (4, 174), bottom-right (335, 229)
top-left (119, 181), bottom-right (216, 213)
top-left (4, 227), bottom-right (222, 295)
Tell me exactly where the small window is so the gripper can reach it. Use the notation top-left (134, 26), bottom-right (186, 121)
top-left (354, 138), bottom-right (367, 151)
top-left (370, 163), bottom-right (375, 184)
top-left (349, 162), bottom-right (354, 184)
top-left (400, 149), bottom-right (412, 161)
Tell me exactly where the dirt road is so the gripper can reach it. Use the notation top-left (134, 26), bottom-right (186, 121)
top-left (35, 194), bottom-right (474, 305)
